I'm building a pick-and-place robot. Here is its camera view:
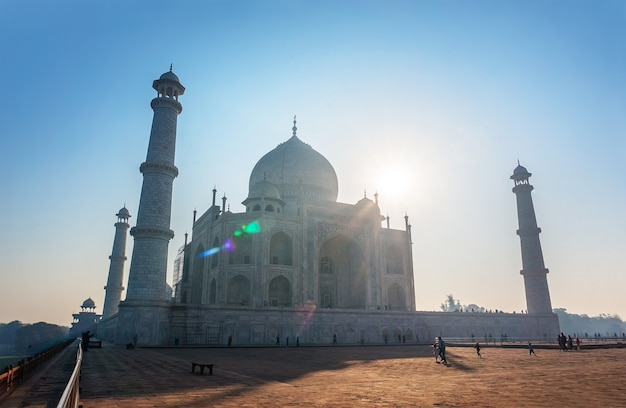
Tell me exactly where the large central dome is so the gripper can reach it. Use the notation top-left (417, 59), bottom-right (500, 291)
top-left (248, 131), bottom-right (338, 202)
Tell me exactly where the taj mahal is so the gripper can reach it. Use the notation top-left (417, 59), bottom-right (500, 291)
top-left (96, 68), bottom-right (559, 346)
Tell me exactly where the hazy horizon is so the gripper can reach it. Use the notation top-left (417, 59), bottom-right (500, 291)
top-left (1, 0), bottom-right (624, 326)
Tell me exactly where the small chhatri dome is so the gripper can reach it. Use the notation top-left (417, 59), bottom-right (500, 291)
top-left (160, 70), bottom-right (180, 82)
top-left (152, 65), bottom-right (185, 97)
top-left (511, 162), bottom-right (532, 181)
top-left (248, 119), bottom-right (338, 202)
top-left (160, 64), bottom-right (180, 82)
top-left (513, 164), bottom-right (528, 175)
top-left (116, 207), bottom-right (131, 218)
top-left (82, 298), bottom-right (96, 309)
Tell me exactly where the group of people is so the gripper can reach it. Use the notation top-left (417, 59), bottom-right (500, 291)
top-left (275, 334), bottom-right (300, 347)
top-left (558, 333), bottom-right (581, 351)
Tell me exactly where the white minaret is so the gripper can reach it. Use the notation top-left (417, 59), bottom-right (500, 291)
top-left (511, 163), bottom-right (553, 314)
top-left (125, 67), bottom-right (185, 302)
top-left (102, 207), bottom-right (131, 319)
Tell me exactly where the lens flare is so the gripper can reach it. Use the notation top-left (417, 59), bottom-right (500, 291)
top-left (243, 221), bottom-right (261, 234)
top-left (296, 301), bottom-right (317, 331)
top-left (196, 220), bottom-right (262, 258)
top-left (199, 247), bottom-right (220, 258)
top-left (223, 239), bottom-right (234, 252)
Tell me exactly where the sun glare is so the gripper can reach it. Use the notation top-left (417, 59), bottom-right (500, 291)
top-left (375, 165), bottom-right (411, 199)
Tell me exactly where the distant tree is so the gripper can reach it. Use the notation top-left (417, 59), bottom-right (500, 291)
top-left (0, 321), bottom-right (23, 346)
top-left (465, 304), bottom-right (486, 313)
top-left (440, 294), bottom-right (461, 312)
top-left (14, 322), bottom-right (69, 355)
top-left (553, 308), bottom-right (626, 336)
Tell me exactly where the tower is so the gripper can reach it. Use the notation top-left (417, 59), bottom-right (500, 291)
top-left (115, 68), bottom-right (184, 345)
top-left (125, 67), bottom-right (185, 302)
top-left (69, 298), bottom-right (101, 338)
top-left (511, 163), bottom-right (553, 314)
top-left (101, 206), bottom-right (131, 319)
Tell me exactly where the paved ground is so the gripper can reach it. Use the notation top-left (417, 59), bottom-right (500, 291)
top-left (3, 343), bottom-right (625, 407)
top-left (75, 343), bottom-right (626, 407)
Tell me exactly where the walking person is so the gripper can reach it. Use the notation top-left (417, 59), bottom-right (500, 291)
top-left (528, 342), bottom-right (536, 356)
top-left (433, 339), bottom-right (439, 363)
top-left (438, 337), bottom-right (447, 365)
top-left (567, 335), bottom-right (574, 351)
top-left (474, 342), bottom-right (482, 358)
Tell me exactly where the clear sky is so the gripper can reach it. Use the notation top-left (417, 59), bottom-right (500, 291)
top-left (1, 0), bottom-right (624, 327)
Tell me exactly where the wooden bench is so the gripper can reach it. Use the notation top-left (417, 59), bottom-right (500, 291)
top-left (191, 362), bottom-right (214, 375)
top-left (88, 340), bottom-right (102, 348)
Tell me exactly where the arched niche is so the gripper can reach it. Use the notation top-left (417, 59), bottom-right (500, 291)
top-left (387, 282), bottom-right (406, 310)
top-left (191, 244), bottom-right (205, 304)
top-left (268, 275), bottom-right (292, 307)
top-left (318, 234), bottom-right (365, 309)
top-left (227, 275), bottom-right (251, 305)
top-left (386, 245), bottom-right (404, 274)
top-left (270, 232), bottom-right (293, 265)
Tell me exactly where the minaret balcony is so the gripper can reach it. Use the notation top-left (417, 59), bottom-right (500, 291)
top-left (151, 97), bottom-right (182, 113)
top-left (140, 162), bottom-right (179, 178)
top-left (130, 226), bottom-right (175, 240)
top-left (516, 227), bottom-right (542, 236)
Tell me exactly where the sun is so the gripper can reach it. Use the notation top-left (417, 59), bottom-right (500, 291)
top-left (374, 165), bottom-right (411, 200)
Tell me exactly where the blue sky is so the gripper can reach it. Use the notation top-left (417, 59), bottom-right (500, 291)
top-left (1, 0), bottom-right (624, 326)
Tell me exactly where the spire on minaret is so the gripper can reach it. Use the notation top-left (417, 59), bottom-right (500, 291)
top-left (292, 115), bottom-right (297, 137)
top-left (511, 163), bottom-right (553, 315)
top-left (212, 186), bottom-right (217, 207)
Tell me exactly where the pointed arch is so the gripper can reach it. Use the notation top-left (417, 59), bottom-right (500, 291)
top-left (270, 232), bottom-right (292, 265)
top-left (229, 233), bottom-right (253, 265)
top-left (386, 244), bottom-right (404, 274)
top-left (404, 329), bottom-right (414, 342)
top-left (227, 275), bottom-right (251, 305)
top-left (191, 244), bottom-right (205, 304)
top-left (268, 275), bottom-right (292, 307)
top-left (387, 283), bottom-right (406, 310)
top-left (210, 237), bottom-right (219, 269)
top-left (209, 279), bottom-right (217, 305)
top-left (318, 234), bottom-right (365, 309)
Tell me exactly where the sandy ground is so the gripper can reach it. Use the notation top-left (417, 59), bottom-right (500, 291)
top-left (73, 343), bottom-right (626, 407)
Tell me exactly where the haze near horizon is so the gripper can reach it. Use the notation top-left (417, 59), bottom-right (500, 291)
top-left (0, 0), bottom-right (624, 326)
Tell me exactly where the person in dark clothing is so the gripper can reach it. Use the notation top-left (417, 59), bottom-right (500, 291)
top-left (81, 331), bottom-right (92, 351)
top-left (474, 342), bottom-right (482, 358)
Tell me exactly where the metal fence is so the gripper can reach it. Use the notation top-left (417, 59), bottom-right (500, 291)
top-left (56, 339), bottom-right (83, 408)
